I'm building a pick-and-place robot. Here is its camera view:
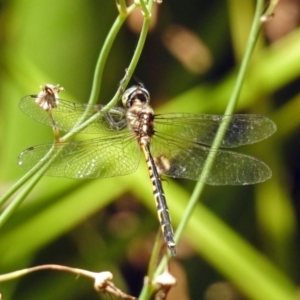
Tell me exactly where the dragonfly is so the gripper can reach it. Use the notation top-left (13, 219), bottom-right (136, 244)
top-left (18, 84), bottom-right (276, 256)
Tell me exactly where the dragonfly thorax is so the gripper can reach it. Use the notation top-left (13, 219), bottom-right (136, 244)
top-left (126, 102), bottom-right (155, 144)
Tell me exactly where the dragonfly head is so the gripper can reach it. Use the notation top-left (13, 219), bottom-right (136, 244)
top-left (122, 85), bottom-right (150, 108)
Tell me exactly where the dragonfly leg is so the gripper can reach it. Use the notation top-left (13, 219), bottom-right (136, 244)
top-left (104, 108), bottom-right (127, 130)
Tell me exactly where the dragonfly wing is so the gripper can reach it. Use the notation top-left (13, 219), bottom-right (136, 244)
top-left (154, 113), bottom-right (276, 148)
top-left (20, 95), bottom-right (59, 127)
top-left (151, 134), bottom-right (271, 185)
top-left (18, 134), bottom-right (140, 178)
top-left (20, 96), bottom-right (127, 134)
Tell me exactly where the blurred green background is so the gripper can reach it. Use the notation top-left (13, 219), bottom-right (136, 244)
top-left (0, 0), bottom-right (300, 299)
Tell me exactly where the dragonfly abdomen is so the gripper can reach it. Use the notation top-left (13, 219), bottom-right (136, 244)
top-left (141, 143), bottom-right (176, 256)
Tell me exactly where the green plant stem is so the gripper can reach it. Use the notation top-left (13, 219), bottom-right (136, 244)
top-left (87, 3), bottom-right (136, 107)
top-left (154, 0), bottom-right (265, 277)
top-left (116, 0), bottom-right (127, 14)
top-left (262, 0), bottom-right (279, 20)
top-left (104, 1), bottom-right (152, 110)
top-left (0, 173), bottom-right (44, 227)
top-left (0, 145), bottom-right (60, 227)
top-left (0, 170), bottom-right (40, 208)
top-left (0, 144), bottom-right (56, 209)
top-left (146, 230), bottom-right (163, 292)
top-left (0, 2), bottom-right (144, 224)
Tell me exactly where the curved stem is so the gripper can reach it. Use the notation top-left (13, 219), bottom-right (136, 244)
top-left (155, 0), bottom-right (265, 275)
top-left (87, 4), bottom-right (136, 106)
top-left (0, 2), bottom-right (144, 225)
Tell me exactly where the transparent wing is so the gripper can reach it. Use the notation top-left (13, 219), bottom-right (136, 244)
top-left (18, 134), bottom-right (140, 178)
top-left (154, 113), bottom-right (276, 148)
top-left (150, 133), bottom-right (271, 185)
top-left (20, 95), bottom-right (127, 134)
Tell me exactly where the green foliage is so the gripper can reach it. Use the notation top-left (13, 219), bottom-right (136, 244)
top-left (0, 0), bottom-right (299, 299)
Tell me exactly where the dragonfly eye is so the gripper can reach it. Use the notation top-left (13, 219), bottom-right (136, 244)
top-left (122, 85), bottom-right (150, 108)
